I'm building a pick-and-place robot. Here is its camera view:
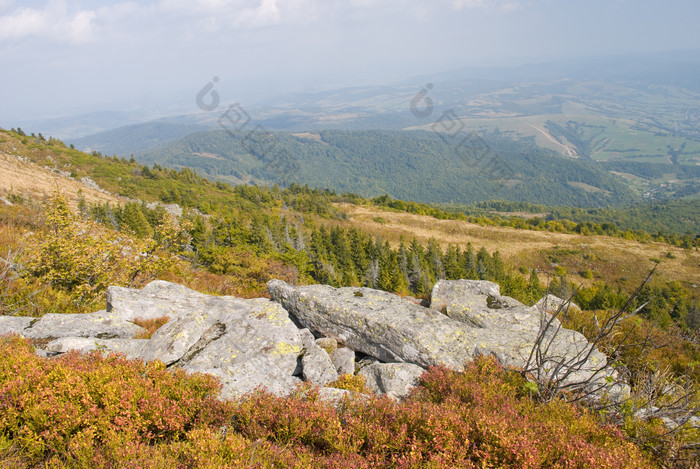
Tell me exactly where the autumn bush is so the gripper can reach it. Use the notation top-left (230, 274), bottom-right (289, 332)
top-left (132, 315), bottom-right (170, 339)
top-left (0, 334), bottom-right (232, 467)
top-left (0, 335), bottom-right (657, 468)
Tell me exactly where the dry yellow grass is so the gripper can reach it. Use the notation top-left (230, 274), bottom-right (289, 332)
top-left (329, 203), bottom-right (700, 289)
top-left (0, 151), bottom-right (122, 209)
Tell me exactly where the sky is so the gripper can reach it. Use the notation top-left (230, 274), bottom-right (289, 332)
top-left (1, 0), bottom-right (699, 123)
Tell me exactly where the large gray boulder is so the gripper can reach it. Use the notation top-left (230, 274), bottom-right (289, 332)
top-left (430, 279), bottom-right (527, 328)
top-left (269, 279), bottom-right (617, 400)
top-left (175, 297), bottom-right (303, 398)
top-left (268, 280), bottom-right (477, 370)
top-left (432, 280), bottom-right (615, 398)
top-left (137, 295), bottom-right (250, 365)
top-left (359, 362), bottom-right (425, 400)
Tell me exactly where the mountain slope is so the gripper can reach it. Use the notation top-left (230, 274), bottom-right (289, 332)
top-left (136, 129), bottom-right (636, 207)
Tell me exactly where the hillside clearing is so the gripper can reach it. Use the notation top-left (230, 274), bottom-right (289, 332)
top-left (330, 203), bottom-right (700, 288)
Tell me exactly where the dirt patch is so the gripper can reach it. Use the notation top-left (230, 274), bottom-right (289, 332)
top-left (291, 132), bottom-right (326, 145)
top-left (489, 211), bottom-right (550, 219)
top-left (568, 181), bottom-right (610, 195)
top-left (193, 152), bottom-right (225, 160)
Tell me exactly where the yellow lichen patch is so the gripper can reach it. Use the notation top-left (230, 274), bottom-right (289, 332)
top-left (272, 342), bottom-right (301, 356)
top-left (264, 306), bottom-right (290, 327)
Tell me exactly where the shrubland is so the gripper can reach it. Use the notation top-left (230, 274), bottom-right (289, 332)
top-left (0, 127), bottom-right (698, 466)
top-left (0, 336), bottom-right (655, 468)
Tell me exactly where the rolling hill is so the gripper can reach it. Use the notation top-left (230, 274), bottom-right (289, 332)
top-left (134, 129), bottom-right (637, 208)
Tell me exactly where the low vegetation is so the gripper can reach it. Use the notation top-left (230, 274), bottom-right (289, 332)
top-left (0, 336), bottom-right (655, 468)
top-left (0, 127), bottom-right (698, 466)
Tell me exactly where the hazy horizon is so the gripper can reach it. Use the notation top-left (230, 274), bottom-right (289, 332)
top-left (1, 0), bottom-right (700, 124)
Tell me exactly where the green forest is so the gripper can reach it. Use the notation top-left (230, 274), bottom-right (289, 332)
top-left (136, 129), bottom-right (638, 207)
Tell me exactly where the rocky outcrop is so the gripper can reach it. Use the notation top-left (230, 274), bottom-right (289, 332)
top-left (8, 282), bottom-right (305, 399)
top-left (267, 280), bottom-right (477, 370)
top-left (270, 279), bottom-right (619, 400)
top-left (1, 278), bottom-right (625, 403)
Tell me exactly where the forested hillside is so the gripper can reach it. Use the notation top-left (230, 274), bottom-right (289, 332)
top-left (136, 129), bottom-right (636, 207)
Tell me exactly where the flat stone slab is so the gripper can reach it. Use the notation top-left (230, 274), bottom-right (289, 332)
top-left (24, 310), bottom-right (145, 340)
top-left (106, 280), bottom-right (232, 321)
top-left (46, 337), bottom-right (147, 359)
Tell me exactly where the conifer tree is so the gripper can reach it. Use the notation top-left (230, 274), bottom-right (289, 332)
top-left (443, 244), bottom-right (465, 279)
top-left (527, 268), bottom-right (544, 302)
top-left (119, 203), bottom-right (152, 238)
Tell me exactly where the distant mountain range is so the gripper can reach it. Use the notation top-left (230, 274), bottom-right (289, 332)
top-left (42, 52), bottom-right (700, 207)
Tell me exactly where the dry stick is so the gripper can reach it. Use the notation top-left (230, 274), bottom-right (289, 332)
top-left (523, 264), bottom-right (659, 402)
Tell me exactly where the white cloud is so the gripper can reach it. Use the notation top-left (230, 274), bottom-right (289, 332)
top-left (451, 0), bottom-right (522, 11)
top-left (0, 0), bottom-right (97, 43)
top-left (452, 0), bottom-right (485, 9)
top-left (157, 0), bottom-right (320, 29)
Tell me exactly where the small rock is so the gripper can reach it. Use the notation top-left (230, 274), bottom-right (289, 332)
top-left (330, 347), bottom-right (356, 375)
top-left (316, 387), bottom-right (369, 408)
top-left (359, 362), bottom-right (425, 400)
top-left (356, 356), bottom-right (380, 373)
top-left (316, 337), bottom-right (338, 354)
top-left (299, 329), bottom-right (338, 386)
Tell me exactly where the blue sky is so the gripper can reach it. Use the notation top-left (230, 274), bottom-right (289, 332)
top-left (1, 0), bottom-right (699, 121)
